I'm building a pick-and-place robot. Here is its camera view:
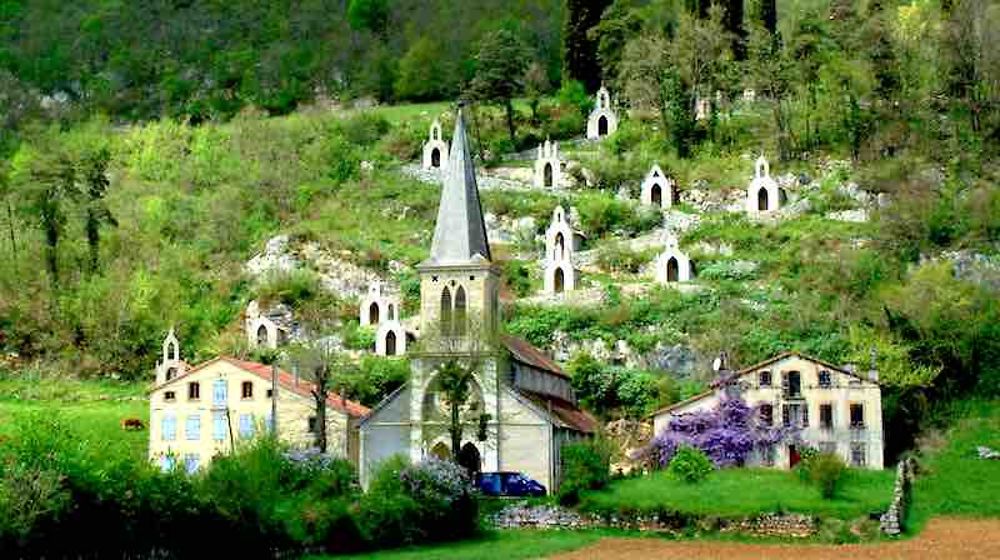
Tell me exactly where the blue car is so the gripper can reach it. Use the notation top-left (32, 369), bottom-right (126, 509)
top-left (476, 471), bottom-right (547, 497)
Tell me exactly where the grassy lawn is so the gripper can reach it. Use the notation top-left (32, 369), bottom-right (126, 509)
top-left (309, 530), bottom-right (603, 560)
top-left (581, 467), bottom-right (895, 520)
top-left (910, 399), bottom-right (1000, 530)
top-left (0, 374), bottom-right (148, 460)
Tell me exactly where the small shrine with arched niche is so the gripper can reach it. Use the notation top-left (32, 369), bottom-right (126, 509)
top-left (533, 139), bottom-right (562, 189)
top-left (655, 234), bottom-right (694, 284)
top-left (375, 320), bottom-right (409, 357)
top-left (360, 281), bottom-right (400, 327)
top-left (245, 300), bottom-right (294, 350)
top-left (640, 164), bottom-right (679, 210)
top-left (155, 328), bottom-right (186, 384)
top-left (587, 85), bottom-right (619, 139)
top-left (746, 155), bottom-right (785, 214)
top-left (543, 206), bottom-right (584, 295)
top-left (421, 119), bottom-right (450, 170)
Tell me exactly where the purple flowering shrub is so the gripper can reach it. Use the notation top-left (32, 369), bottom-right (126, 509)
top-left (642, 397), bottom-right (800, 469)
top-left (360, 456), bottom-right (478, 546)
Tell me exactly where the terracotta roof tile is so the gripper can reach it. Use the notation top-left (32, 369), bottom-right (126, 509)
top-left (501, 335), bottom-right (568, 379)
top-left (516, 389), bottom-right (597, 434)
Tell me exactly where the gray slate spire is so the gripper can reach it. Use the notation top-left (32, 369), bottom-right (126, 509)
top-left (425, 105), bottom-right (492, 265)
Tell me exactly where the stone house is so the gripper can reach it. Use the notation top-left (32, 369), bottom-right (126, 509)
top-left (650, 351), bottom-right (884, 469)
top-left (360, 107), bottom-right (596, 492)
top-left (148, 332), bottom-right (368, 472)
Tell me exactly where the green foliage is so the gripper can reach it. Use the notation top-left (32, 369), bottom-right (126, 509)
top-left (667, 446), bottom-right (714, 484)
top-left (797, 451), bottom-right (848, 499)
top-left (257, 270), bottom-right (322, 308)
top-left (557, 439), bottom-right (612, 506)
top-left (595, 242), bottom-right (653, 273)
top-left (567, 353), bottom-right (661, 418)
top-left (575, 194), bottom-right (659, 239)
top-left (556, 79), bottom-right (593, 117)
top-left (338, 356), bottom-right (410, 407)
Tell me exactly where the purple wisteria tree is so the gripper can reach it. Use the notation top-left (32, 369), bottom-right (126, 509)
top-left (642, 397), bottom-right (800, 468)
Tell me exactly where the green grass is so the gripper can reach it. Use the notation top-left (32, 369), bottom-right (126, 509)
top-left (909, 399), bottom-right (1000, 530)
top-left (581, 467), bottom-right (895, 520)
top-left (0, 374), bottom-right (148, 460)
top-left (309, 530), bottom-right (603, 560)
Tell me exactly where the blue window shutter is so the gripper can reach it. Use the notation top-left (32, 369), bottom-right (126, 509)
top-left (239, 414), bottom-right (254, 438)
top-left (186, 415), bottom-right (201, 440)
top-left (162, 414), bottom-right (177, 441)
top-left (213, 379), bottom-right (227, 405)
top-left (213, 411), bottom-right (227, 441)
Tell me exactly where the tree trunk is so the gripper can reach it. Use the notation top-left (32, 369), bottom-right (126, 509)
top-left (317, 396), bottom-right (328, 453)
top-left (504, 98), bottom-right (517, 147)
top-left (450, 400), bottom-right (461, 461)
top-left (6, 200), bottom-right (15, 258)
top-left (86, 210), bottom-right (99, 273)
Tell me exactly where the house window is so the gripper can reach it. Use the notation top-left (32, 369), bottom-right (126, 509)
top-left (819, 442), bottom-right (837, 455)
top-left (784, 371), bottom-right (802, 397)
top-left (818, 370), bottom-right (832, 388)
top-left (759, 404), bottom-right (773, 426)
top-left (160, 454), bottom-right (176, 472)
top-left (241, 381), bottom-right (253, 399)
top-left (188, 382), bottom-right (200, 400)
top-left (266, 389), bottom-right (274, 398)
top-left (801, 404), bottom-right (809, 427)
top-left (162, 414), bottom-right (177, 441)
top-left (212, 411), bottom-right (227, 442)
top-left (820, 404), bottom-right (834, 430)
top-left (308, 416), bottom-right (318, 434)
top-left (265, 412), bottom-right (274, 433)
top-left (213, 379), bottom-right (227, 405)
top-left (784, 404), bottom-right (807, 427)
top-left (185, 415), bottom-right (201, 441)
top-left (762, 445), bottom-right (776, 466)
top-left (184, 454), bottom-right (200, 474)
top-left (239, 414), bottom-right (255, 438)
top-left (759, 371), bottom-right (772, 387)
top-left (782, 404), bottom-right (790, 426)
top-left (166, 367), bottom-right (177, 381)
top-left (850, 403), bottom-right (865, 428)
top-left (851, 443), bottom-right (867, 466)
top-left (164, 391), bottom-right (176, 402)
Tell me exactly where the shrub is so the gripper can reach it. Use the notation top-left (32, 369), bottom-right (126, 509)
top-left (558, 439), bottom-right (612, 506)
top-left (359, 456), bottom-right (477, 546)
top-left (596, 242), bottom-right (652, 273)
top-left (343, 324), bottom-right (377, 351)
top-left (257, 269), bottom-right (321, 308)
top-left (667, 446), bottom-right (714, 484)
top-left (799, 452), bottom-right (848, 499)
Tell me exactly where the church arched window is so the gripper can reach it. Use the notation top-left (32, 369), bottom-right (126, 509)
top-left (440, 287), bottom-right (452, 335)
top-left (454, 286), bottom-right (467, 336)
top-left (256, 325), bottom-right (268, 347)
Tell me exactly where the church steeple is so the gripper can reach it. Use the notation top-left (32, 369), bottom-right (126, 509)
top-left (425, 103), bottom-right (491, 266)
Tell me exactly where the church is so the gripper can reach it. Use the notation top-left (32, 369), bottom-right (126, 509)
top-left (359, 105), bottom-right (596, 491)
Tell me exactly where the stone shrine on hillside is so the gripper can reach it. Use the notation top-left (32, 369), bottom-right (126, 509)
top-left (534, 139), bottom-right (563, 189)
top-left (245, 301), bottom-right (295, 350)
top-left (746, 155), bottom-right (785, 214)
top-left (640, 164), bottom-right (679, 210)
top-left (421, 119), bottom-right (449, 170)
top-left (587, 85), bottom-right (618, 139)
top-left (655, 234), bottom-right (694, 284)
top-left (543, 206), bottom-right (584, 295)
top-left (359, 281), bottom-right (400, 327)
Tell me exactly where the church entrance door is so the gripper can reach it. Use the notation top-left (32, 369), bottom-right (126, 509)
top-left (458, 442), bottom-right (482, 477)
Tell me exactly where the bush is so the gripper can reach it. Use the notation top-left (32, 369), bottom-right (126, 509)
top-left (558, 439), bottom-right (612, 506)
top-left (667, 446), bottom-right (713, 484)
top-left (596, 242), bottom-right (652, 273)
top-left (799, 452), bottom-right (848, 499)
top-left (359, 456), bottom-right (478, 546)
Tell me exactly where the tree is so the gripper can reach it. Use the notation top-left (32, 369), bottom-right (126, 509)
top-left (347, 0), bottom-right (390, 35)
top-left (468, 29), bottom-right (529, 146)
top-left (81, 147), bottom-right (116, 273)
top-left (395, 37), bottom-right (456, 101)
top-left (563, 0), bottom-right (612, 92)
top-left (941, 0), bottom-right (1000, 137)
top-left (746, 24), bottom-right (794, 159)
top-left (590, 0), bottom-right (642, 91)
top-left (524, 62), bottom-right (552, 125)
top-left (752, 0), bottom-right (777, 35)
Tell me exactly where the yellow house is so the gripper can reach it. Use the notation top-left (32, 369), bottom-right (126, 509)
top-left (148, 331), bottom-right (369, 472)
top-left (651, 351), bottom-right (884, 469)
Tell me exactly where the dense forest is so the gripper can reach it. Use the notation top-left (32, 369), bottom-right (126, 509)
top-left (1, 0), bottom-right (999, 455)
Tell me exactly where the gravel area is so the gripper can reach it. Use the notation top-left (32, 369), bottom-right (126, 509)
top-left (548, 518), bottom-right (1000, 560)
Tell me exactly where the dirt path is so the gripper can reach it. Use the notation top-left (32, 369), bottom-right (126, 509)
top-left (548, 518), bottom-right (1000, 559)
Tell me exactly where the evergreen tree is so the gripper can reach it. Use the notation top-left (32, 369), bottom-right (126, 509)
top-left (563, 0), bottom-right (612, 91)
top-left (468, 29), bottom-right (529, 146)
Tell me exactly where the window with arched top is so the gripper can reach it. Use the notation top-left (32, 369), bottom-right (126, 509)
top-left (369, 302), bottom-right (380, 324)
top-left (256, 325), bottom-right (268, 347)
top-left (167, 342), bottom-right (177, 361)
top-left (440, 287), bottom-right (452, 335)
top-left (544, 162), bottom-right (553, 187)
top-left (555, 232), bottom-right (565, 260)
top-left (758, 187), bottom-right (769, 211)
top-left (387, 304), bottom-right (395, 321)
top-left (386, 330), bottom-right (397, 356)
top-left (666, 257), bottom-right (679, 282)
top-left (454, 286), bottom-right (467, 336)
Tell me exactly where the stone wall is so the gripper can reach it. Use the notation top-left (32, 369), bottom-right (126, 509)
top-left (880, 457), bottom-right (916, 536)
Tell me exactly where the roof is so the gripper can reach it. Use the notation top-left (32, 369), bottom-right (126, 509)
top-left (423, 106), bottom-right (492, 266)
top-left (150, 357), bottom-right (370, 418)
top-left (500, 334), bottom-right (569, 379)
top-left (646, 351), bottom-right (879, 418)
top-left (515, 388), bottom-right (597, 434)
